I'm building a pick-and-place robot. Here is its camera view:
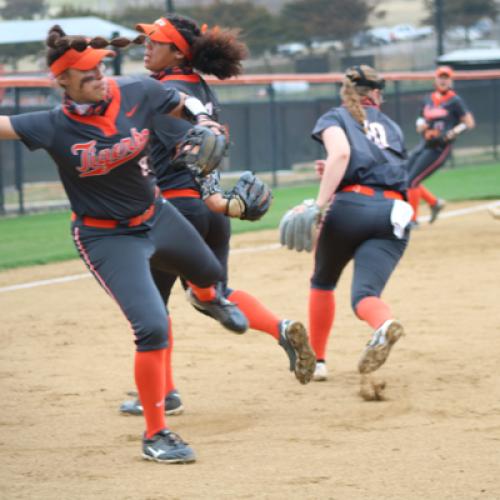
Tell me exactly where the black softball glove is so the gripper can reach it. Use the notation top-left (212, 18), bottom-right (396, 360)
top-left (224, 172), bottom-right (272, 221)
top-left (171, 125), bottom-right (228, 177)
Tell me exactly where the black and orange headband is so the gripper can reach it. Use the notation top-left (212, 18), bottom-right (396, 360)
top-left (136, 17), bottom-right (192, 60)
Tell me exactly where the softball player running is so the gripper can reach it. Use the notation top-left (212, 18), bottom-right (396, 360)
top-left (0, 25), bottom-right (248, 464)
top-left (406, 66), bottom-right (475, 225)
top-left (280, 65), bottom-right (412, 381)
top-left (119, 15), bottom-right (315, 418)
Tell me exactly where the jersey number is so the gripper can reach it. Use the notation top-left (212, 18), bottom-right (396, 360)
top-left (364, 121), bottom-right (389, 149)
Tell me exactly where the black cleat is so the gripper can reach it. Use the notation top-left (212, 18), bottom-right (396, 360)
top-left (142, 429), bottom-right (195, 464)
top-left (187, 288), bottom-right (248, 333)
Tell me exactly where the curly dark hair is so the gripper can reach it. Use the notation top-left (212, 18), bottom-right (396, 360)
top-left (166, 14), bottom-right (248, 79)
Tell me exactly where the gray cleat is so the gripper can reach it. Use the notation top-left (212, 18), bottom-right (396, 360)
top-left (142, 429), bottom-right (196, 464)
top-left (278, 320), bottom-right (316, 384)
top-left (358, 320), bottom-right (404, 374)
top-left (120, 389), bottom-right (184, 416)
top-left (429, 198), bottom-right (445, 224)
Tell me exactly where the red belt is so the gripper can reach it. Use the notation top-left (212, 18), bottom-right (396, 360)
top-left (341, 184), bottom-right (404, 201)
top-left (162, 188), bottom-right (201, 199)
top-left (71, 201), bottom-right (156, 229)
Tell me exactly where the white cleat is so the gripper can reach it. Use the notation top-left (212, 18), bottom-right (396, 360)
top-left (358, 320), bottom-right (404, 374)
top-left (312, 361), bottom-right (328, 381)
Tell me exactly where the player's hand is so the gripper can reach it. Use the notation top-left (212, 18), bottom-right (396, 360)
top-left (445, 129), bottom-right (457, 142)
top-left (195, 115), bottom-right (225, 136)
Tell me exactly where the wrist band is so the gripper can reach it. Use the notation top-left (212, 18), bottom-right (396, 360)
top-left (184, 96), bottom-right (209, 118)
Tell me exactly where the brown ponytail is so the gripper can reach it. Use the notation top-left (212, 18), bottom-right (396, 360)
top-left (46, 24), bottom-right (144, 68)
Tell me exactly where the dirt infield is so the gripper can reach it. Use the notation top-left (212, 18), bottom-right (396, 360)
top-left (1, 201), bottom-right (500, 500)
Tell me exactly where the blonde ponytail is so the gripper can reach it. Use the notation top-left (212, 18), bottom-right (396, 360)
top-left (341, 76), bottom-right (367, 131)
top-left (340, 65), bottom-right (383, 132)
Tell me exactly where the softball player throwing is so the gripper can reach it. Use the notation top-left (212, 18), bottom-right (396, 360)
top-left (280, 65), bottom-right (412, 382)
top-left (406, 66), bottom-right (475, 224)
top-left (119, 15), bottom-right (315, 418)
top-left (0, 25), bottom-right (248, 464)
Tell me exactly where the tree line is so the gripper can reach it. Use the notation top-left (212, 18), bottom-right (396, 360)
top-left (0, 0), bottom-right (498, 64)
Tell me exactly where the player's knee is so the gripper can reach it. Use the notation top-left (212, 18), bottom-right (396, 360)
top-left (135, 316), bottom-right (170, 350)
top-left (310, 277), bottom-right (335, 291)
top-left (352, 291), bottom-right (372, 313)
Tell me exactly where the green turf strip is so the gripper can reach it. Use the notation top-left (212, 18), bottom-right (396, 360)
top-left (1, 163), bottom-right (499, 270)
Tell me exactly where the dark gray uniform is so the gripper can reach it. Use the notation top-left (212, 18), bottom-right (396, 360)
top-left (407, 90), bottom-right (469, 187)
top-left (311, 104), bottom-right (409, 310)
top-left (11, 76), bottom-right (224, 351)
top-left (148, 73), bottom-right (231, 304)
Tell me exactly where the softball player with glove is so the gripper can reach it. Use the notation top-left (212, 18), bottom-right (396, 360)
top-left (406, 66), bottom-right (475, 225)
top-left (119, 14), bottom-right (315, 418)
top-left (280, 65), bottom-right (412, 381)
top-left (0, 25), bottom-right (249, 464)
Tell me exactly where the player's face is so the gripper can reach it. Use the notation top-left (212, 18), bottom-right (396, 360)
top-left (58, 64), bottom-right (108, 103)
top-left (435, 75), bottom-right (452, 92)
top-left (144, 38), bottom-right (183, 72)
top-left (369, 88), bottom-right (383, 106)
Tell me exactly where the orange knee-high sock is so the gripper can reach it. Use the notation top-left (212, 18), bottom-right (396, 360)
top-left (227, 289), bottom-right (280, 339)
top-left (309, 289), bottom-right (335, 361)
top-left (188, 282), bottom-right (216, 301)
top-left (407, 187), bottom-right (421, 221)
top-left (355, 296), bottom-right (392, 330)
top-left (165, 317), bottom-right (175, 395)
top-left (135, 349), bottom-right (167, 439)
top-left (419, 185), bottom-right (438, 206)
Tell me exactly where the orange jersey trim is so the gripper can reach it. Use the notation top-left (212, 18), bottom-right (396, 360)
top-left (431, 89), bottom-right (456, 107)
top-left (62, 79), bottom-right (121, 137)
top-left (71, 199), bottom-right (156, 229)
top-left (159, 74), bottom-right (201, 83)
top-left (341, 184), bottom-right (403, 201)
top-left (162, 188), bottom-right (200, 199)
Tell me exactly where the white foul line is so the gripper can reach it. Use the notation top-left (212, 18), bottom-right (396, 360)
top-left (0, 273), bottom-right (90, 293)
top-left (1, 200), bottom-right (499, 294)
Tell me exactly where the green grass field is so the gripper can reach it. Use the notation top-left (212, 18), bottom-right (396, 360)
top-left (1, 162), bottom-right (499, 271)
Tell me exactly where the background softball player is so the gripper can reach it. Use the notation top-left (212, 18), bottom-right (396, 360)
top-left (280, 65), bottom-right (412, 383)
top-left (0, 25), bottom-right (248, 464)
top-left (406, 66), bottom-right (475, 225)
top-left (119, 15), bottom-right (315, 418)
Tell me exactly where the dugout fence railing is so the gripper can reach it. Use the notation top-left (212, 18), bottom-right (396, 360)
top-left (1, 70), bottom-right (500, 215)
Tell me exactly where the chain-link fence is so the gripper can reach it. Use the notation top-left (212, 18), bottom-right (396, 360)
top-left (1, 71), bottom-right (499, 215)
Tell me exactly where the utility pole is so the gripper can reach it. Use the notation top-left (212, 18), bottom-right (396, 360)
top-left (166, 0), bottom-right (175, 13)
top-left (436, 0), bottom-right (444, 57)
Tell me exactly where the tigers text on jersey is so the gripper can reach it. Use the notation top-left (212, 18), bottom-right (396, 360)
top-left (11, 76), bottom-right (180, 221)
top-left (149, 73), bottom-right (220, 192)
top-left (421, 90), bottom-right (468, 134)
top-left (312, 105), bottom-right (408, 192)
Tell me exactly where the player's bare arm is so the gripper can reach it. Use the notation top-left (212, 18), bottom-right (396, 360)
top-left (316, 126), bottom-right (350, 209)
top-left (0, 116), bottom-right (20, 140)
top-left (462, 111), bottom-right (475, 129)
top-left (169, 92), bottom-right (222, 133)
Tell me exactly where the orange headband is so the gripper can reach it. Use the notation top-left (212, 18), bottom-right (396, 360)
top-left (50, 47), bottom-right (114, 77)
top-left (136, 17), bottom-right (192, 60)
